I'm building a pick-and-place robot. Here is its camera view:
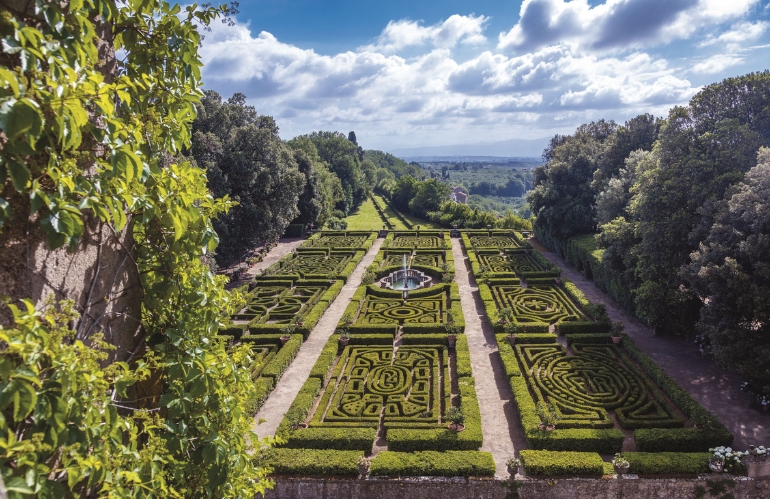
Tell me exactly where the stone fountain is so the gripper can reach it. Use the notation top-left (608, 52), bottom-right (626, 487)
top-left (381, 254), bottom-right (431, 300)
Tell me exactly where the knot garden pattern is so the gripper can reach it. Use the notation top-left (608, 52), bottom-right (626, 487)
top-left (307, 234), bottom-right (369, 249)
top-left (274, 252), bottom-right (354, 277)
top-left (469, 235), bottom-right (520, 248)
top-left (315, 346), bottom-right (445, 427)
top-left (518, 344), bottom-right (683, 429)
top-left (234, 283), bottom-right (329, 324)
top-left (390, 235), bottom-right (444, 248)
top-left (477, 252), bottom-right (546, 274)
top-left (380, 251), bottom-right (445, 270)
top-left (491, 284), bottom-right (586, 324)
top-left (359, 295), bottom-right (446, 325)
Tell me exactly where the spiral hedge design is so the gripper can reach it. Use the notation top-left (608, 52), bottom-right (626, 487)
top-left (320, 346), bottom-right (442, 425)
top-left (518, 343), bottom-right (683, 429)
top-left (469, 235), bottom-right (520, 248)
top-left (390, 235), bottom-right (444, 248)
top-left (477, 253), bottom-right (546, 274)
top-left (275, 253), bottom-right (353, 277)
top-left (491, 284), bottom-right (586, 324)
top-left (360, 296), bottom-right (446, 324)
top-left (236, 284), bottom-right (329, 324)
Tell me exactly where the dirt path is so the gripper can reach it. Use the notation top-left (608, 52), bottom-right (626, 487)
top-left (529, 238), bottom-right (769, 450)
top-left (253, 238), bottom-right (384, 438)
top-left (243, 237), bottom-right (306, 278)
top-left (451, 238), bottom-right (527, 478)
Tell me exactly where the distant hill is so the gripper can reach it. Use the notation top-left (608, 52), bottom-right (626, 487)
top-left (389, 137), bottom-right (550, 159)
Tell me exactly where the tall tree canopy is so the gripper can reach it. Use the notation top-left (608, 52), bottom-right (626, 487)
top-left (189, 92), bottom-right (304, 265)
top-left (683, 148), bottom-right (770, 394)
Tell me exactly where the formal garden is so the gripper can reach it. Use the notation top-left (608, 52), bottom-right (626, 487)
top-left (230, 229), bottom-right (765, 485)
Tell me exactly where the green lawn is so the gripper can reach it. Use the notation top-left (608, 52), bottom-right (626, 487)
top-left (371, 193), bottom-right (443, 230)
top-left (343, 197), bottom-right (383, 230)
top-left (344, 195), bottom-right (445, 231)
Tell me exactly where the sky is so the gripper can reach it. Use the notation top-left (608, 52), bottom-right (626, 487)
top-left (199, 0), bottom-right (770, 155)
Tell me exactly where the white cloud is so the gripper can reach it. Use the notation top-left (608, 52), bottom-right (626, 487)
top-left (691, 54), bottom-right (745, 73)
top-left (360, 15), bottom-right (488, 53)
top-left (198, 13), bottom-right (752, 149)
top-left (698, 21), bottom-right (768, 49)
top-left (498, 0), bottom-right (760, 52)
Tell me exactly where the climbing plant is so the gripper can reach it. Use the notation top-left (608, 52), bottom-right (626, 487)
top-left (0, 1), bottom-right (273, 497)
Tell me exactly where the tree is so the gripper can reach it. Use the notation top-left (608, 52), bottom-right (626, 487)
top-left (0, 2), bottom-right (272, 496)
top-left (190, 92), bottom-right (305, 265)
top-left (391, 175), bottom-right (418, 211)
top-left (528, 120), bottom-right (617, 248)
top-left (625, 73), bottom-right (770, 333)
top-left (682, 148), bottom-right (770, 394)
top-left (304, 131), bottom-right (368, 213)
top-left (348, 131), bottom-right (358, 145)
top-left (409, 179), bottom-right (451, 218)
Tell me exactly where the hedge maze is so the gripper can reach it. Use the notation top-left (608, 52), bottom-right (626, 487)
top-left (385, 230), bottom-right (450, 250)
top-left (360, 295), bottom-right (445, 325)
top-left (234, 282), bottom-right (332, 326)
top-left (340, 284), bottom-right (465, 334)
top-left (303, 230), bottom-right (377, 251)
top-left (253, 228), bottom-right (733, 478)
top-left (491, 284), bottom-right (587, 325)
top-left (470, 235), bottom-right (521, 249)
top-left (317, 345), bottom-right (444, 427)
top-left (518, 343), bottom-right (683, 430)
top-left (270, 251), bottom-right (360, 280)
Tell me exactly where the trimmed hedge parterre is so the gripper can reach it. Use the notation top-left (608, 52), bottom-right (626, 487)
top-left (369, 451), bottom-right (495, 477)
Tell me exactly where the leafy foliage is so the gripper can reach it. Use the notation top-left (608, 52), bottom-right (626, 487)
top-left (683, 148), bottom-right (770, 394)
top-left (189, 92), bottom-right (305, 265)
top-left (0, 1), bottom-right (273, 496)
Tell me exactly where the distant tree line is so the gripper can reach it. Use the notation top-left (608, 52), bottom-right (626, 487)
top-left (528, 71), bottom-right (770, 396)
top-left (186, 91), bottom-right (405, 265)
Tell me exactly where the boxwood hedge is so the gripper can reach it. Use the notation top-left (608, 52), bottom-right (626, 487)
top-left (369, 451), bottom-right (495, 477)
top-left (520, 450), bottom-right (604, 476)
top-left (262, 448), bottom-right (362, 477)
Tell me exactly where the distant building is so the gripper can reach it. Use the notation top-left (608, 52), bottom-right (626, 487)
top-left (451, 186), bottom-right (464, 194)
top-left (450, 190), bottom-right (467, 204)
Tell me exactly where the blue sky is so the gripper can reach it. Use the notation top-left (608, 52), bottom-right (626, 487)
top-left (200, 0), bottom-right (770, 154)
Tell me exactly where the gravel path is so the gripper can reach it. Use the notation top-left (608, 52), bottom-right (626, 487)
top-left (529, 237), bottom-right (769, 450)
top-left (451, 238), bottom-right (527, 478)
top-left (253, 238), bottom-right (384, 438)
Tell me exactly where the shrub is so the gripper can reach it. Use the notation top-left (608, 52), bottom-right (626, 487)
top-left (246, 377), bottom-right (274, 415)
top-left (634, 428), bottom-right (733, 453)
top-left (258, 335), bottom-right (302, 381)
top-left (623, 452), bottom-right (710, 475)
top-left (262, 448), bottom-right (362, 476)
top-left (283, 428), bottom-right (376, 452)
top-left (276, 378), bottom-right (322, 440)
top-left (520, 450), bottom-right (604, 476)
top-left (565, 333), bottom-right (612, 345)
top-left (386, 381), bottom-right (483, 452)
top-left (369, 451), bottom-right (495, 477)
top-left (454, 335), bottom-right (473, 378)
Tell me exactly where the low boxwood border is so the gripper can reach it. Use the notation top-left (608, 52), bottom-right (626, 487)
top-left (369, 451), bottom-right (495, 477)
top-left (520, 450), bottom-right (604, 476)
top-left (262, 448), bottom-right (362, 477)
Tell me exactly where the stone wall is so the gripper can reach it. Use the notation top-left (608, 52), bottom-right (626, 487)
top-left (265, 476), bottom-right (770, 499)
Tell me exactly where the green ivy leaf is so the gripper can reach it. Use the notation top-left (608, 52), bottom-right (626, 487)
top-left (7, 158), bottom-right (30, 192)
top-left (0, 97), bottom-right (43, 145)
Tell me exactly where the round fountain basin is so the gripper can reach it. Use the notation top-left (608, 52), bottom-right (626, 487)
top-left (390, 277), bottom-right (422, 290)
top-left (381, 268), bottom-right (432, 291)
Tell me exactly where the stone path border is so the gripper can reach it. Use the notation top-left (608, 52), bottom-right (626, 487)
top-left (451, 238), bottom-right (527, 478)
top-left (529, 238), bottom-right (768, 450)
top-left (253, 238), bottom-right (384, 438)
